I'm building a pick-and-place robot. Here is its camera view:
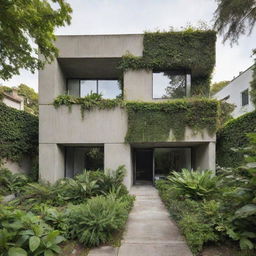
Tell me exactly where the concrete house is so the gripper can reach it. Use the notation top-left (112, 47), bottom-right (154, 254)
top-left (214, 65), bottom-right (255, 118)
top-left (39, 32), bottom-right (218, 189)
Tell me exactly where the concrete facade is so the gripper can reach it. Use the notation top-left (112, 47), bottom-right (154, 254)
top-left (39, 34), bottom-right (216, 189)
top-left (214, 65), bottom-right (255, 118)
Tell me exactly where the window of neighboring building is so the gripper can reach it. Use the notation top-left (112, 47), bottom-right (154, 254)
top-left (241, 89), bottom-right (249, 106)
top-left (153, 71), bottom-right (188, 99)
top-left (67, 79), bottom-right (121, 99)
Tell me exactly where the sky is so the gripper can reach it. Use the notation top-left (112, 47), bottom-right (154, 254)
top-left (0, 0), bottom-right (255, 92)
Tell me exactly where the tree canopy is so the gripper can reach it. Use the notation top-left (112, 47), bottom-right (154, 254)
top-left (0, 0), bottom-right (72, 80)
top-left (214, 0), bottom-right (256, 44)
top-left (210, 80), bottom-right (230, 95)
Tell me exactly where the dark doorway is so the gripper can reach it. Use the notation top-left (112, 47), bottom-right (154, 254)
top-left (135, 149), bottom-right (153, 184)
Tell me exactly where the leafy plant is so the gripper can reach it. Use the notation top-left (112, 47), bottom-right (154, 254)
top-left (167, 169), bottom-right (220, 200)
top-left (66, 194), bottom-right (134, 247)
top-left (0, 168), bottom-right (28, 196)
top-left (0, 206), bottom-right (65, 256)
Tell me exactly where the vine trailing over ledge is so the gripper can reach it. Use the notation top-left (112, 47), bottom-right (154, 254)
top-left (119, 30), bottom-right (216, 97)
top-left (53, 95), bottom-right (233, 142)
top-left (54, 93), bottom-right (124, 118)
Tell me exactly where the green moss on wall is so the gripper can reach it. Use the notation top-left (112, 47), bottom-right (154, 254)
top-left (0, 102), bottom-right (38, 162)
top-left (216, 111), bottom-right (256, 167)
top-left (125, 98), bottom-right (221, 142)
top-left (119, 30), bottom-right (216, 97)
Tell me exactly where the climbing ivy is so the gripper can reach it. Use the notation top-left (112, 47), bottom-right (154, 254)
top-left (119, 30), bottom-right (216, 97)
top-left (0, 102), bottom-right (38, 162)
top-left (54, 93), bottom-right (124, 118)
top-left (125, 99), bottom-right (224, 142)
top-left (53, 95), bottom-right (232, 142)
top-left (217, 111), bottom-right (256, 168)
top-left (250, 53), bottom-right (256, 106)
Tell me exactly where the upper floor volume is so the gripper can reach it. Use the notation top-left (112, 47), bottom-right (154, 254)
top-left (39, 31), bottom-right (216, 104)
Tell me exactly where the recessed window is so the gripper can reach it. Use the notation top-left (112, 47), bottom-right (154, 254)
top-left (67, 79), bottom-right (121, 99)
top-left (241, 89), bottom-right (249, 106)
top-left (153, 72), bottom-right (187, 99)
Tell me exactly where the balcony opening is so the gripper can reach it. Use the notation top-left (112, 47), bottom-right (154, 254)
top-left (153, 71), bottom-right (191, 99)
top-left (65, 146), bottom-right (104, 178)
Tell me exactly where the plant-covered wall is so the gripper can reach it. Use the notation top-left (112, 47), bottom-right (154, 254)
top-left (119, 30), bottom-right (216, 97)
top-left (0, 102), bottom-right (38, 162)
top-left (126, 99), bottom-right (223, 142)
top-left (216, 110), bottom-right (256, 167)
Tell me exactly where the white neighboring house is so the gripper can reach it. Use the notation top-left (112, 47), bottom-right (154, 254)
top-left (214, 65), bottom-right (255, 118)
top-left (2, 88), bottom-right (24, 111)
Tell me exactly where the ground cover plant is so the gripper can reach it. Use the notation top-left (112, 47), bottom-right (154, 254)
top-left (156, 134), bottom-right (256, 255)
top-left (0, 166), bottom-right (135, 255)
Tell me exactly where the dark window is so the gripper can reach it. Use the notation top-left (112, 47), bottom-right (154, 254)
top-left (241, 89), bottom-right (249, 106)
top-left (67, 79), bottom-right (121, 99)
top-left (153, 72), bottom-right (187, 99)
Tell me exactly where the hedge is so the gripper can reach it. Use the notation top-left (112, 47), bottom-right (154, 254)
top-left (216, 110), bottom-right (256, 167)
top-left (0, 102), bottom-right (38, 162)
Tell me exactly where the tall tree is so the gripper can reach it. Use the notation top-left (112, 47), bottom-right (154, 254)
top-left (210, 80), bottom-right (230, 95)
top-left (0, 0), bottom-right (72, 80)
top-left (214, 0), bottom-right (256, 44)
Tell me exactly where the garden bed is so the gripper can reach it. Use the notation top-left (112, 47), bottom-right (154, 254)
top-left (0, 166), bottom-right (135, 256)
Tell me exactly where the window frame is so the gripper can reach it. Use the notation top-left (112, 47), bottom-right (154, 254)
top-left (241, 89), bottom-right (249, 107)
top-left (152, 71), bottom-right (191, 100)
top-left (66, 78), bottom-right (122, 99)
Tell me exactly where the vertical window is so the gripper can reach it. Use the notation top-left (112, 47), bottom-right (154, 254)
top-left (241, 89), bottom-right (249, 106)
top-left (98, 80), bottom-right (121, 99)
top-left (153, 72), bottom-right (187, 99)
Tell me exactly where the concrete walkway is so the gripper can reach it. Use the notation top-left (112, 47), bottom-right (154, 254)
top-left (88, 185), bottom-right (192, 256)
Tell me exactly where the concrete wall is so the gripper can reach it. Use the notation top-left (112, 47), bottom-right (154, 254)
top-left (2, 156), bottom-right (32, 174)
top-left (56, 34), bottom-right (143, 58)
top-left (104, 144), bottom-right (133, 189)
top-left (124, 70), bottom-right (153, 101)
top-left (195, 142), bottom-right (216, 172)
top-left (39, 59), bottom-right (66, 104)
top-left (214, 66), bottom-right (254, 118)
top-left (39, 144), bottom-right (65, 182)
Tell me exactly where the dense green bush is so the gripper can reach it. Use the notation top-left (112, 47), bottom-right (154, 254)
top-left (0, 102), bottom-right (38, 163)
top-left (0, 168), bottom-right (29, 196)
top-left (66, 194), bottom-right (134, 247)
top-left (217, 111), bottom-right (256, 167)
top-left (156, 134), bottom-right (256, 254)
top-left (167, 169), bottom-right (221, 200)
top-left (0, 206), bottom-right (65, 256)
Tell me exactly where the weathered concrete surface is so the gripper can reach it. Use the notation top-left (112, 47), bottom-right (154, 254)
top-left (88, 246), bottom-right (118, 256)
top-left (88, 185), bottom-right (192, 256)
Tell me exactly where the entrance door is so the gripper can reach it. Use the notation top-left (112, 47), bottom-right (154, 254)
top-left (135, 149), bottom-right (153, 184)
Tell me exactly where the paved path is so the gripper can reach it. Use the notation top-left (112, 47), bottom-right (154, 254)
top-left (88, 185), bottom-right (192, 256)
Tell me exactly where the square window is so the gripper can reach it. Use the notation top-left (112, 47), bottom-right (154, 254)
top-left (241, 89), bottom-right (249, 106)
top-left (153, 72), bottom-right (187, 99)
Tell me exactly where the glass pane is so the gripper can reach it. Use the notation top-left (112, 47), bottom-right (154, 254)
top-left (153, 72), bottom-right (186, 99)
top-left (98, 80), bottom-right (121, 99)
top-left (67, 79), bottom-right (80, 97)
top-left (80, 80), bottom-right (97, 97)
top-left (242, 89), bottom-right (249, 106)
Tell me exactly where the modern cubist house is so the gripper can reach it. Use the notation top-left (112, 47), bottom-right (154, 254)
top-left (39, 31), bottom-right (219, 189)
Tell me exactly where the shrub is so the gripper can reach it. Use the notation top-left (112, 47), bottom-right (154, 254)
top-left (0, 168), bottom-right (29, 196)
top-left (66, 194), bottom-right (134, 247)
top-left (167, 169), bottom-right (220, 200)
top-left (0, 205), bottom-right (65, 256)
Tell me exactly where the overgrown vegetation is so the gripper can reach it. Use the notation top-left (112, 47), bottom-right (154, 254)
top-left (217, 110), bottom-right (256, 167)
top-left (125, 99), bottom-right (233, 142)
top-left (119, 30), bottom-right (216, 97)
top-left (156, 134), bottom-right (256, 255)
top-left (0, 166), bottom-right (135, 254)
top-left (210, 80), bottom-right (230, 95)
top-left (54, 93), bottom-right (123, 118)
top-left (0, 102), bottom-right (38, 163)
